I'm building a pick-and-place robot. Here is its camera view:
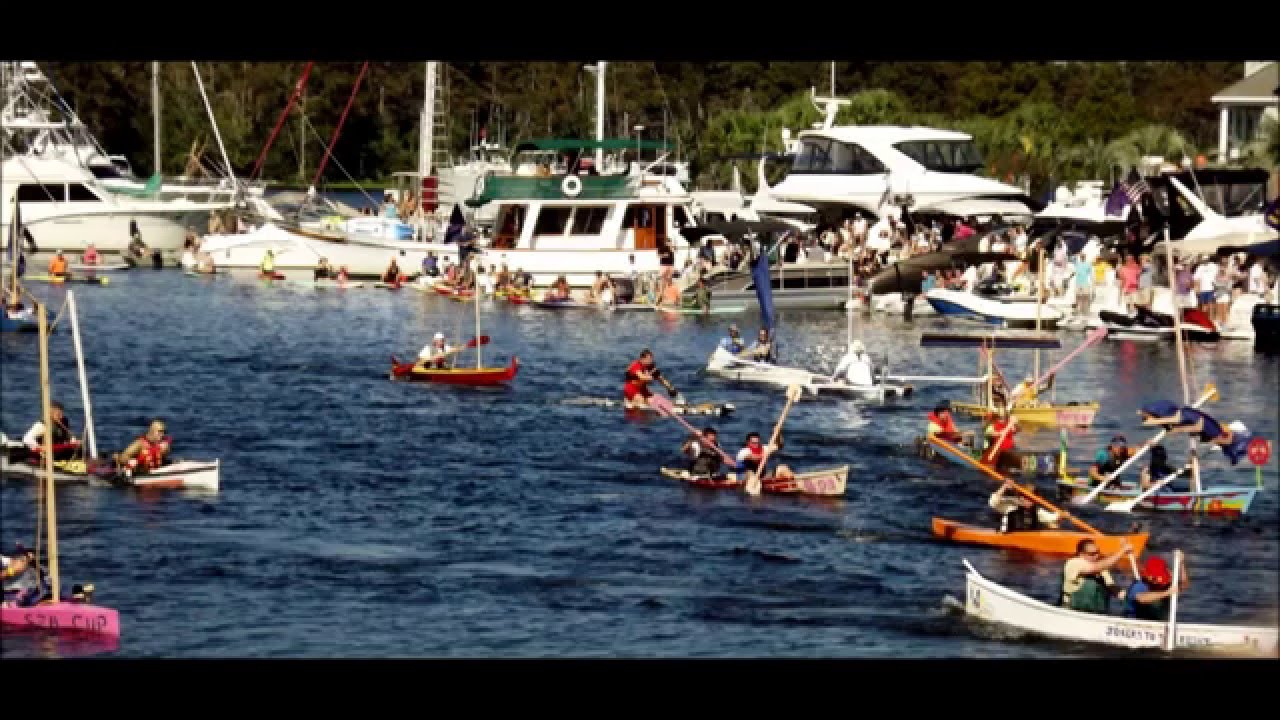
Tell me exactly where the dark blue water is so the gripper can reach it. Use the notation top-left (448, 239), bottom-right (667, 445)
top-left (2, 271), bottom-right (1277, 657)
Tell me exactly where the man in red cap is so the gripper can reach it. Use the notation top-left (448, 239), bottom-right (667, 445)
top-left (1123, 554), bottom-right (1189, 622)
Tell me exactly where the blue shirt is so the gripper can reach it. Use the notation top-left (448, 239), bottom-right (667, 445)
top-left (1073, 259), bottom-right (1092, 288)
top-left (719, 336), bottom-right (745, 353)
top-left (921, 275), bottom-right (937, 292)
top-left (1123, 580), bottom-right (1150, 618)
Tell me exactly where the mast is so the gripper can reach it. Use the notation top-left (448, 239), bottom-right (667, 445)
top-left (595, 61), bottom-right (606, 170)
top-left (420, 62), bottom-right (438, 235)
top-left (67, 291), bottom-right (96, 459)
top-left (1163, 231), bottom-right (1199, 493)
top-left (191, 63), bottom-right (236, 189)
top-left (1034, 247), bottom-right (1044, 383)
top-left (830, 61), bottom-right (836, 96)
top-left (37, 303), bottom-right (60, 604)
top-left (475, 267), bottom-right (483, 369)
top-left (151, 61), bottom-right (162, 177)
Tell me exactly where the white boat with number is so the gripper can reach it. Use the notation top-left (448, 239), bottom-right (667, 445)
top-left (704, 346), bottom-right (911, 400)
top-left (962, 560), bottom-right (1277, 655)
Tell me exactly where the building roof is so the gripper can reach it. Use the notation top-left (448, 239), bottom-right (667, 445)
top-left (1212, 62), bottom-right (1279, 105)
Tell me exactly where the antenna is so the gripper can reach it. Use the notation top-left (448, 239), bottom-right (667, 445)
top-left (809, 87), bottom-right (851, 130)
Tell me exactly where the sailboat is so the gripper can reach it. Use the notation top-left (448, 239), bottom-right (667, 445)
top-left (2, 199), bottom-right (39, 333)
top-left (1056, 234), bottom-right (1261, 515)
top-left (389, 258), bottom-right (519, 386)
top-left (0, 301), bottom-right (121, 639)
top-left (704, 231), bottom-right (910, 400)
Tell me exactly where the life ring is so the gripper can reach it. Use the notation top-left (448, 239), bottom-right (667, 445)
top-left (561, 175), bottom-right (583, 198)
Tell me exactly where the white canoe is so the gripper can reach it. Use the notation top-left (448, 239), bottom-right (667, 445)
top-left (68, 262), bottom-right (131, 273)
top-left (705, 347), bottom-right (911, 400)
top-left (0, 453), bottom-right (219, 491)
top-left (963, 559), bottom-right (1277, 656)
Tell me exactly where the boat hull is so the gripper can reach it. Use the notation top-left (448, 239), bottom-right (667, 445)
top-left (560, 397), bottom-right (735, 417)
top-left (932, 518), bottom-right (1148, 558)
top-left (1, 315), bottom-right (39, 333)
top-left (1056, 479), bottom-right (1258, 515)
top-left (1, 601), bottom-right (121, 639)
top-left (950, 400), bottom-right (1099, 428)
top-left (925, 288), bottom-right (1062, 329)
top-left (660, 465), bottom-right (848, 497)
top-left (1, 455), bottom-right (220, 491)
top-left (963, 560), bottom-right (1277, 655)
top-left (391, 356), bottom-right (519, 386)
top-left (705, 349), bottom-right (911, 400)
top-left (200, 224), bottom-right (434, 279)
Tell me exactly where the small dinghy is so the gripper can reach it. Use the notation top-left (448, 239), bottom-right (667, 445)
top-left (704, 347), bottom-right (910, 400)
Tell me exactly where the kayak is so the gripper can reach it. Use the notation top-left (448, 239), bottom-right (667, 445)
top-left (655, 305), bottom-right (746, 315)
top-left (932, 518), bottom-right (1148, 558)
top-left (433, 285), bottom-right (474, 299)
top-left (560, 397), bottom-right (736, 417)
top-left (660, 466), bottom-right (848, 497)
top-left (1, 452), bottom-right (220, 491)
top-left (68, 263), bottom-right (130, 273)
top-left (25, 274), bottom-right (111, 286)
top-left (389, 355), bottom-right (519, 387)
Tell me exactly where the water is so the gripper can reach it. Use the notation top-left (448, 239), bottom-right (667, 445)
top-left (2, 271), bottom-right (1277, 657)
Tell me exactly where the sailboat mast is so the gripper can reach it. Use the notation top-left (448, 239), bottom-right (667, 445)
top-left (830, 61), bottom-right (836, 96)
top-left (1034, 248), bottom-right (1044, 381)
top-left (475, 271), bottom-right (482, 369)
top-left (420, 62), bottom-right (438, 237)
top-left (1163, 231), bottom-right (1199, 493)
top-left (152, 61), bottom-right (162, 176)
top-left (37, 303), bottom-right (60, 603)
top-left (191, 63), bottom-right (236, 189)
top-left (67, 291), bottom-right (97, 459)
top-left (595, 61), bottom-right (606, 170)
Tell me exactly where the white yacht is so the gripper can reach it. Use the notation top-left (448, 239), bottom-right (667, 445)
top-left (764, 91), bottom-right (1037, 224)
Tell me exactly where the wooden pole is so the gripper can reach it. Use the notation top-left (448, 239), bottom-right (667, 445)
top-left (1035, 247), bottom-right (1044, 386)
top-left (1163, 232), bottom-right (1200, 493)
top-left (1165, 549), bottom-right (1182, 652)
top-left (475, 261), bottom-right (482, 369)
top-left (37, 303), bottom-right (60, 603)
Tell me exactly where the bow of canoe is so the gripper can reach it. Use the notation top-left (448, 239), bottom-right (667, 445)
top-left (932, 517), bottom-right (1148, 558)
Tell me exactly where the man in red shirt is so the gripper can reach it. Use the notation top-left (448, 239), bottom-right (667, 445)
top-left (1118, 255), bottom-right (1142, 313)
top-left (983, 409), bottom-right (1019, 469)
top-left (624, 349), bottom-right (659, 408)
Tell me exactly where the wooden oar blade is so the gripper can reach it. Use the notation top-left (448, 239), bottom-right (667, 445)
top-left (648, 394), bottom-right (675, 417)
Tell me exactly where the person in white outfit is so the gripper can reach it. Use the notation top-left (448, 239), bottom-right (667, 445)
top-left (832, 340), bottom-right (875, 387)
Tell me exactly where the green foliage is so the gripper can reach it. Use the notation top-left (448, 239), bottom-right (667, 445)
top-left (42, 61), bottom-right (1244, 191)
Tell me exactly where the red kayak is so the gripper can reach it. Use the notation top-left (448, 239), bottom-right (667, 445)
top-left (390, 356), bottom-right (519, 386)
top-left (433, 285), bottom-right (474, 298)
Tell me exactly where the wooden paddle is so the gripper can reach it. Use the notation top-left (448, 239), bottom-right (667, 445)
top-left (1165, 549), bottom-right (1183, 652)
top-left (748, 384), bottom-right (803, 497)
top-left (652, 369), bottom-right (687, 406)
top-left (1105, 466), bottom-right (1190, 513)
top-left (648, 395), bottom-right (737, 465)
top-left (929, 435), bottom-right (1142, 575)
top-left (982, 414), bottom-right (1018, 465)
top-left (1002, 327), bottom-right (1108, 413)
top-left (1072, 383), bottom-right (1217, 507)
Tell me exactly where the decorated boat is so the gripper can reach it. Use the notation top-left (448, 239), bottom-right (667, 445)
top-left (390, 355), bottom-right (519, 386)
top-left (961, 559), bottom-right (1277, 655)
top-left (932, 518), bottom-right (1148, 558)
top-left (1056, 478), bottom-right (1257, 516)
top-left (660, 465), bottom-right (848, 497)
top-left (705, 346), bottom-right (911, 400)
top-left (560, 396), bottom-right (735, 417)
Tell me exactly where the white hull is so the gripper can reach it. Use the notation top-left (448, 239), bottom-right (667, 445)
top-left (705, 347), bottom-right (909, 399)
top-left (19, 209), bottom-right (205, 256)
top-left (200, 224), bottom-right (458, 278)
top-left (0, 454), bottom-right (219, 491)
top-left (480, 247), bottom-right (696, 289)
top-left (926, 288), bottom-right (1063, 328)
top-left (963, 560), bottom-right (1277, 656)
top-left (871, 292), bottom-right (938, 316)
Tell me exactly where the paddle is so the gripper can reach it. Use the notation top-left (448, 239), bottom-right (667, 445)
top-left (652, 369), bottom-right (687, 406)
top-left (1104, 466), bottom-right (1190, 513)
top-left (982, 414), bottom-right (1018, 465)
top-left (748, 384), bottom-right (803, 497)
top-left (928, 435), bottom-right (1142, 575)
top-left (1002, 327), bottom-right (1108, 413)
top-left (1165, 549), bottom-right (1183, 652)
top-left (1071, 383), bottom-right (1217, 507)
top-left (648, 395), bottom-right (738, 465)
top-left (417, 335), bottom-right (490, 365)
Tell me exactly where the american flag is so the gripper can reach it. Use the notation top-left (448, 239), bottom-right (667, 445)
top-left (1122, 168), bottom-right (1151, 204)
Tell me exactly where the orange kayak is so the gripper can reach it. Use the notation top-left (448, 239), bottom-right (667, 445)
top-left (931, 517), bottom-right (1148, 559)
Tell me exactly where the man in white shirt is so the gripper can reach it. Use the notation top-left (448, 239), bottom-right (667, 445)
top-left (1248, 260), bottom-right (1268, 296)
top-left (832, 340), bottom-right (875, 387)
top-left (1193, 257), bottom-right (1218, 311)
top-left (961, 264), bottom-right (979, 293)
top-left (418, 333), bottom-right (454, 369)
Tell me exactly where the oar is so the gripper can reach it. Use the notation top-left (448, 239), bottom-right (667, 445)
top-left (1071, 383), bottom-right (1218, 507)
top-left (928, 435), bottom-right (1142, 574)
top-left (1165, 549), bottom-right (1183, 652)
top-left (1104, 466), bottom-right (1190, 513)
top-left (748, 384), bottom-right (803, 496)
top-left (654, 370), bottom-right (687, 406)
top-left (982, 415), bottom-right (1018, 465)
top-left (1003, 327), bottom-right (1108, 413)
top-left (649, 394), bottom-right (738, 465)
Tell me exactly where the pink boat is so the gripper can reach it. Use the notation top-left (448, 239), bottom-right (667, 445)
top-left (1, 601), bottom-right (121, 638)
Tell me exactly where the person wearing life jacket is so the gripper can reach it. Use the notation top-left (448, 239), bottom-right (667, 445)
top-left (1123, 554), bottom-right (1189, 622)
top-left (21, 401), bottom-right (80, 463)
top-left (734, 431), bottom-right (794, 482)
top-left (48, 251), bottom-right (69, 278)
top-left (1, 543), bottom-right (44, 608)
top-left (982, 409), bottom-right (1019, 468)
top-left (682, 427), bottom-right (730, 480)
top-left (989, 480), bottom-right (1059, 533)
top-left (81, 242), bottom-right (101, 267)
top-left (926, 401), bottom-right (967, 445)
top-left (116, 420), bottom-right (172, 474)
top-left (1061, 538), bottom-right (1131, 614)
top-left (1139, 401), bottom-right (1254, 466)
top-left (381, 258), bottom-right (402, 285)
top-left (623, 349), bottom-right (660, 409)
top-left (418, 332), bottom-right (454, 369)
top-left (259, 249), bottom-right (275, 275)
top-left (1088, 435), bottom-right (1133, 487)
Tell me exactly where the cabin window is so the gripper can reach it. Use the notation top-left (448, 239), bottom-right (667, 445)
top-left (533, 206), bottom-right (572, 235)
top-left (781, 274), bottom-right (807, 290)
top-left (790, 138), bottom-right (833, 173)
top-left (67, 184), bottom-right (99, 202)
top-left (622, 206), bottom-right (656, 228)
top-left (830, 141), bottom-right (887, 175)
top-left (88, 164), bottom-right (124, 180)
top-left (16, 184), bottom-right (65, 202)
top-left (570, 206), bottom-right (609, 234)
top-left (493, 205), bottom-right (527, 249)
top-left (893, 140), bottom-right (984, 173)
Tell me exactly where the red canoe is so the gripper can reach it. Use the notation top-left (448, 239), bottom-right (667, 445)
top-left (433, 285), bottom-right (474, 298)
top-left (390, 356), bottom-right (519, 386)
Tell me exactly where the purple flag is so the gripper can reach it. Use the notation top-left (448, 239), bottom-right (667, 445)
top-left (1104, 183), bottom-right (1129, 218)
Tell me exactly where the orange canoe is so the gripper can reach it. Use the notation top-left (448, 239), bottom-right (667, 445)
top-left (931, 517), bottom-right (1148, 559)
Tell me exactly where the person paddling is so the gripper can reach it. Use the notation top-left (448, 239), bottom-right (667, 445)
top-left (681, 427), bottom-right (731, 481)
top-left (1088, 435), bottom-right (1134, 488)
top-left (381, 258), bottom-right (402, 285)
top-left (115, 420), bottom-right (172, 475)
top-left (982, 409), bottom-right (1019, 470)
top-left (20, 401), bottom-right (80, 462)
top-left (1139, 401), bottom-right (1254, 465)
top-left (735, 431), bottom-right (794, 482)
top-left (926, 401), bottom-right (968, 444)
top-left (259, 249), bottom-right (276, 276)
top-left (418, 333), bottom-right (454, 369)
top-left (314, 257), bottom-right (333, 281)
top-left (1061, 538), bottom-right (1132, 614)
top-left (990, 480), bottom-right (1059, 533)
top-left (81, 242), bottom-right (101, 267)
top-left (1, 543), bottom-right (44, 608)
top-left (1123, 554), bottom-right (1189, 622)
top-left (48, 251), bottom-right (69, 279)
top-left (623, 349), bottom-right (682, 409)
top-left (745, 329), bottom-right (774, 363)
top-left (1139, 444), bottom-right (1188, 493)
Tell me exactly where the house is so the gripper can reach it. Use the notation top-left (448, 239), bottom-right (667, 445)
top-left (1212, 61), bottom-right (1278, 162)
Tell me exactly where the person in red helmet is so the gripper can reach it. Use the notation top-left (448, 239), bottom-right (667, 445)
top-left (1123, 554), bottom-right (1189, 622)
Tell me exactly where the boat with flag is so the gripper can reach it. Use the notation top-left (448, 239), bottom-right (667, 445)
top-left (1, 299), bottom-right (120, 642)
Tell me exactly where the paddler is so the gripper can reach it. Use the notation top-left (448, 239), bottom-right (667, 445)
top-left (681, 427), bottom-right (731, 480)
top-left (982, 409), bottom-right (1019, 470)
top-left (1123, 554), bottom-right (1189, 622)
top-left (546, 275), bottom-right (573, 302)
top-left (381, 258), bottom-right (402, 285)
top-left (832, 340), bottom-right (875, 386)
top-left (48, 250), bottom-right (69, 278)
top-left (1139, 444), bottom-right (1189, 494)
top-left (495, 264), bottom-right (512, 292)
top-left (314, 257), bottom-right (333, 281)
top-left (114, 420), bottom-right (172, 475)
top-left (623, 349), bottom-right (682, 408)
top-left (719, 324), bottom-right (746, 354)
top-left (5, 291), bottom-right (32, 321)
top-left (418, 332), bottom-right (454, 369)
top-left (1061, 538), bottom-right (1132, 614)
top-left (926, 401), bottom-right (968, 444)
top-left (745, 329), bottom-right (774, 363)
top-left (1139, 401), bottom-right (1253, 465)
top-left (1087, 435), bottom-right (1133, 487)
top-left (21, 401), bottom-right (80, 462)
top-left (989, 480), bottom-right (1059, 533)
top-left (735, 431), bottom-right (794, 482)
top-left (259, 249), bottom-right (275, 275)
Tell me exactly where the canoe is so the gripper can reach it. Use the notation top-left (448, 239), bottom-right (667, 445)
top-left (931, 517), bottom-right (1148, 558)
top-left (389, 355), bottom-right (519, 387)
top-left (950, 400), bottom-right (1100, 428)
top-left (655, 305), bottom-right (746, 315)
top-left (68, 263), bottom-right (130, 273)
top-left (258, 271), bottom-right (286, 280)
top-left (1, 453), bottom-right (220, 491)
top-left (24, 274), bottom-right (111, 286)
top-left (1056, 478), bottom-right (1259, 516)
top-left (432, 285), bottom-right (474, 298)
top-left (660, 465), bottom-right (848, 497)
top-left (962, 559), bottom-right (1278, 655)
top-left (560, 396), bottom-right (735, 417)
top-left (290, 279), bottom-right (367, 290)
top-left (1, 600), bottom-right (121, 639)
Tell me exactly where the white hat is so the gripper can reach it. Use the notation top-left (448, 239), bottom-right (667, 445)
top-left (1228, 421), bottom-right (1248, 435)
top-left (433, 332), bottom-right (444, 341)
top-left (851, 340), bottom-right (865, 354)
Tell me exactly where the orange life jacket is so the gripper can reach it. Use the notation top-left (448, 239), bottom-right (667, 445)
top-left (133, 435), bottom-right (171, 471)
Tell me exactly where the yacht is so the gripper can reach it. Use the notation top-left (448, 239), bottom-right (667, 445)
top-left (764, 90), bottom-right (1038, 225)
